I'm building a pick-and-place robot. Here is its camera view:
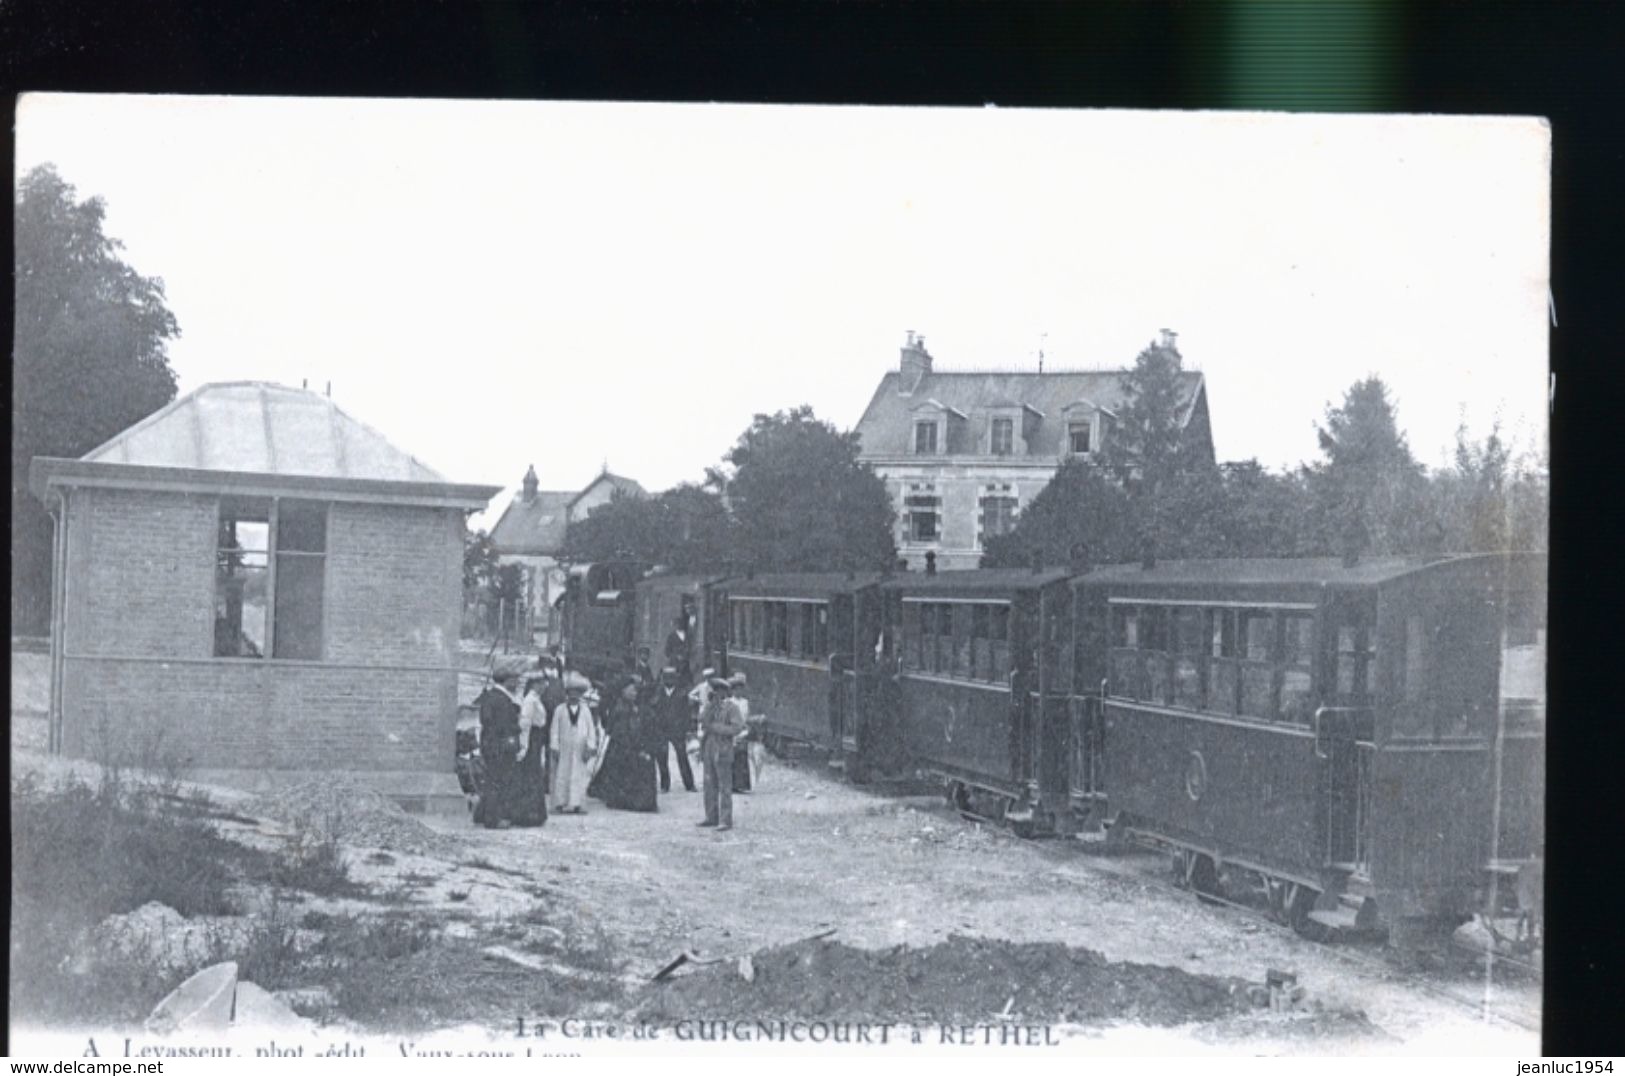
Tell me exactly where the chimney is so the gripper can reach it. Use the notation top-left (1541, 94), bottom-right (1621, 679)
top-left (1159, 328), bottom-right (1178, 352)
top-left (898, 331), bottom-right (933, 396)
top-left (924, 551), bottom-right (937, 576)
top-left (522, 464), bottom-right (539, 505)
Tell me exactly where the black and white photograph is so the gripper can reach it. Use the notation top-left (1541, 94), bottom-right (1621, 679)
top-left (11, 93), bottom-right (1549, 1057)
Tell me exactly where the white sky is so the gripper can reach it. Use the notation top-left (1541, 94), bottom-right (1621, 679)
top-left (16, 95), bottom-right (1549, 527)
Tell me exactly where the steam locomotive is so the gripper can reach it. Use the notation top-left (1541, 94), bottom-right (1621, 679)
top-left (557, 551), bottom-right (1546, 944)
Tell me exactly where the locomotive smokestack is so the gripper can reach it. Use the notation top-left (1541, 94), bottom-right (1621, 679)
top-left (924, 551), bottom-right (937, 576)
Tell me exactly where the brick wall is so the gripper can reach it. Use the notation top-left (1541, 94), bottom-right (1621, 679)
top-left (325, 502), bottom-right (462, 666)
top-left (57, 487), bottom-right (462, 775)
top-left (65, 488), bottom-right (216, 657)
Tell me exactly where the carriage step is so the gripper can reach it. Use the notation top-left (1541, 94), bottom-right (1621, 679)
top-left (1306, 903), bottom-right (1378, 934)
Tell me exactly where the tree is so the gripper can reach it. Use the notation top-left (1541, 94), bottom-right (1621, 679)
top-left (1215, 460), bottom-right (1315, 558)
top-left (1096, 336), bottom-right (1212, 561)
top-left (1436, 421), bottom-right (1512, 553)
top-left (562, 484), bottom-right (734, 572)
top-left (981, 457), bottom-right (1135, 569)
top-left (721, 406), bottom-right (895, 573)
top-left (1305, 376), bottom-right (1429, 560)
top-left (13, 165), bottom-right (180, 632)
top-left (463, 526), bottom-right (500, 592)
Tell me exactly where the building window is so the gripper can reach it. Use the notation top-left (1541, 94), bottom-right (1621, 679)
top-left (914, 421), bottom-right (938, 455)
top-left (215, 498), bottom-right (327, 659)
top-left (1069, 423), bottom-right (1092, 455)
top-left (991, 417), bottom-right (1014, 456)
top-left (979, 494), bottom-right (1018, 543)
top-left (904, 488), bottom-right (940, 543)
top-left (215, 503), bottom-right (270, 657)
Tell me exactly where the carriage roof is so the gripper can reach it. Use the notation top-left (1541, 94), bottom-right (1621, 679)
top-left (1072, 553), bottom-right (1546, 595)
top-left (725, 572), bottom-right (885, 599)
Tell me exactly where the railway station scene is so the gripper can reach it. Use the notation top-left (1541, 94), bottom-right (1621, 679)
top-left (12, 97), bottom-right (1550, 1055)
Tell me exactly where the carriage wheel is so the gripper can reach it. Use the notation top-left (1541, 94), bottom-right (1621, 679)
top-left (1186, 852), bottom-right (1224, 905)
top-left (844, 751), bottom-right (871, 784)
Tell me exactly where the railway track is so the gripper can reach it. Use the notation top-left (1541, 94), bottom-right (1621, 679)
top-left (882, 770), bottom-right (1540, 1034)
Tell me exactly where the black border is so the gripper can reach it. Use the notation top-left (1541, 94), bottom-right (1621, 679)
top-left (6, 0), bottom-right (1622, 1056)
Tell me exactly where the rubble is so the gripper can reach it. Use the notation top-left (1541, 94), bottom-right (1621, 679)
top-left (253, 780), bottom-right (459, 858)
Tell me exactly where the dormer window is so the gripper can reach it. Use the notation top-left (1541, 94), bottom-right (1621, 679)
top-left (1069, 423), bottom-right (1092, 455)
top-left (991, 417), bottom-right (1014, 456)
top-left (914, 421), bottom-right (939, 455)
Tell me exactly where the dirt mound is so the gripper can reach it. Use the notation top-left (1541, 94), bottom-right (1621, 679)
top-left (635, 934), bottom-right (1255, 1027)
top-left (253, 780), bottom-right (459, 858)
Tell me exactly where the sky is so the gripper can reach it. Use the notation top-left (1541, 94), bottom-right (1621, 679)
top-left (15, 95), bottom-right (1549, 527)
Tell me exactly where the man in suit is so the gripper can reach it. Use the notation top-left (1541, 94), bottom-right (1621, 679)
top-left (651, 666), bottom-right (697, 793)
top-left (697, 676), bottom-right (747, 831)
top-left (664, 611), bottom-right (693, 687)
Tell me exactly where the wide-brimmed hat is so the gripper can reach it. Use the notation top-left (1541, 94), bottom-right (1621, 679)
top-left (707, 676), bottom-right (732, 692)
top-left (564, 671), bottom-right (591, 692)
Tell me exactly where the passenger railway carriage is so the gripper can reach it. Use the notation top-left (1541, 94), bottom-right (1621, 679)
top-left (551, 552), bottom-right (1545, 940)
top-left (722, 573), bottom-right (903, 779)
top-left (878, 567), bottom-right (1076, 833)
top-left (1072, 554), bottom-right (1547, 935)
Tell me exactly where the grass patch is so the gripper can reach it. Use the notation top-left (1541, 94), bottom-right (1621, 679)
top-left (461, 856), bottom-right (528, 879)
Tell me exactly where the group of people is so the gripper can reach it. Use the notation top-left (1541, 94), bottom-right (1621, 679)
top-left (472, 637), bottom-right (764, 833)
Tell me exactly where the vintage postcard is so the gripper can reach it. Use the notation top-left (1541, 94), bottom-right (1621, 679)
top-left (11, 95), bottom-right (1548, 1058)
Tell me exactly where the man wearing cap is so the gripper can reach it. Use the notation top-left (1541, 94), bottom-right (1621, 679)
top-left (548, 671), bottom-right (602, 814)
top-left (653, 666), bottom-right (697, 793)
top-left (697, 676), bottom-right (747, 830)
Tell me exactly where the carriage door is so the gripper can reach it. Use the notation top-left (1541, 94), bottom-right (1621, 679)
top-left (830, 592), bottom-right (857, 752)
top-left (1035, 583), bottom-right (1072, 813)
top-left (1319, 598), bottom-right (1376, 875)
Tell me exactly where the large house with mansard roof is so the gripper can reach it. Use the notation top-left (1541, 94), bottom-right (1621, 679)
top-left (853, 331), bottom-right (1214, 571)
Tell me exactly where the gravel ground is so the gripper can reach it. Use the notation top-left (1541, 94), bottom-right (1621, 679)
top-left (420, 754), bottom-right (1539, 1051)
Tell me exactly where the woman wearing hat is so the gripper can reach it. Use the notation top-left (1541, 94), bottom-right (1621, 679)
top-left (511, 670), bottom-right (552, 827)
top-left (589, 681), bottom-right (660, 812)
top-left (475, 661), bottom-right (526, 829)
top-left (548, 671), bottom-right (602, 814)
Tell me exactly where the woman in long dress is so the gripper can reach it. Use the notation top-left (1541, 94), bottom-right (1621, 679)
top-left (548, 673), bottom-right (601, 814)
top-left (591, 682), bottom-right (660, 812)
top-left (511, 673), bottom-right (551, 826)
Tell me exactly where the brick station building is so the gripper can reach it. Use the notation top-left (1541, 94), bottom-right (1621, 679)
top-left (29, 382), bottom-right (500, 803)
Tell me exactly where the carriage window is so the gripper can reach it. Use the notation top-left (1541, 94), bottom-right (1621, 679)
top-left (1140, 607), bottom-right (1171, 705)
top-left (1207, 609), bottom-right (1239, 714)
top-left (953, 605), bottom-right (974, 678)
top-left (1108, 605), bottom-right (1142, 700)
top-left (1237, 609), bottom-right (1275, 719)
top-left (1393, 614), bottom-right (1432, 738)
top-left (990, 604), bottom-right (1012, 682)
top-left (1335, 623), bottom-right (1377, 699)
top-left (1278, 614), bottom-right (1315, 723)
top-left (1171, 608), bottom-right (1205, 710)
top-left (971, 605), bottom-right (991, 681)
top-left (814, 604), bottom-right (830, 660)
top-left (1500, 590), bottom-right (1545, 729)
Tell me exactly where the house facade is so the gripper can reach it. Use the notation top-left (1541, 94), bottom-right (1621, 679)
top-left (854, 332), bottom-right (1214, 571)
top-left (29, 382), bottom-right (500, 804)
top-left (487, 466), bottom-right (646, 643)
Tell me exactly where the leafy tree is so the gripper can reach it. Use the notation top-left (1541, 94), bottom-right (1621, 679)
top-left (1435, 421), bottom-right (1512, 553)
top-left (981, 458), bottom-right (1135, 569)
top-left (1305, 376), bottom-right (1429, 560)
top-left (1505, 450), bottom-right (1549, 552)
top-left (562, 484), bottom-right (733, 572)
top-left (463, 526), bottom-right (500, 592)
top-left (721, 406), bottom-right (895, 573)
top-left (13, 165), bottom-right (180, 632)
top-left (1215, 460), bottom-right (1315, 558)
